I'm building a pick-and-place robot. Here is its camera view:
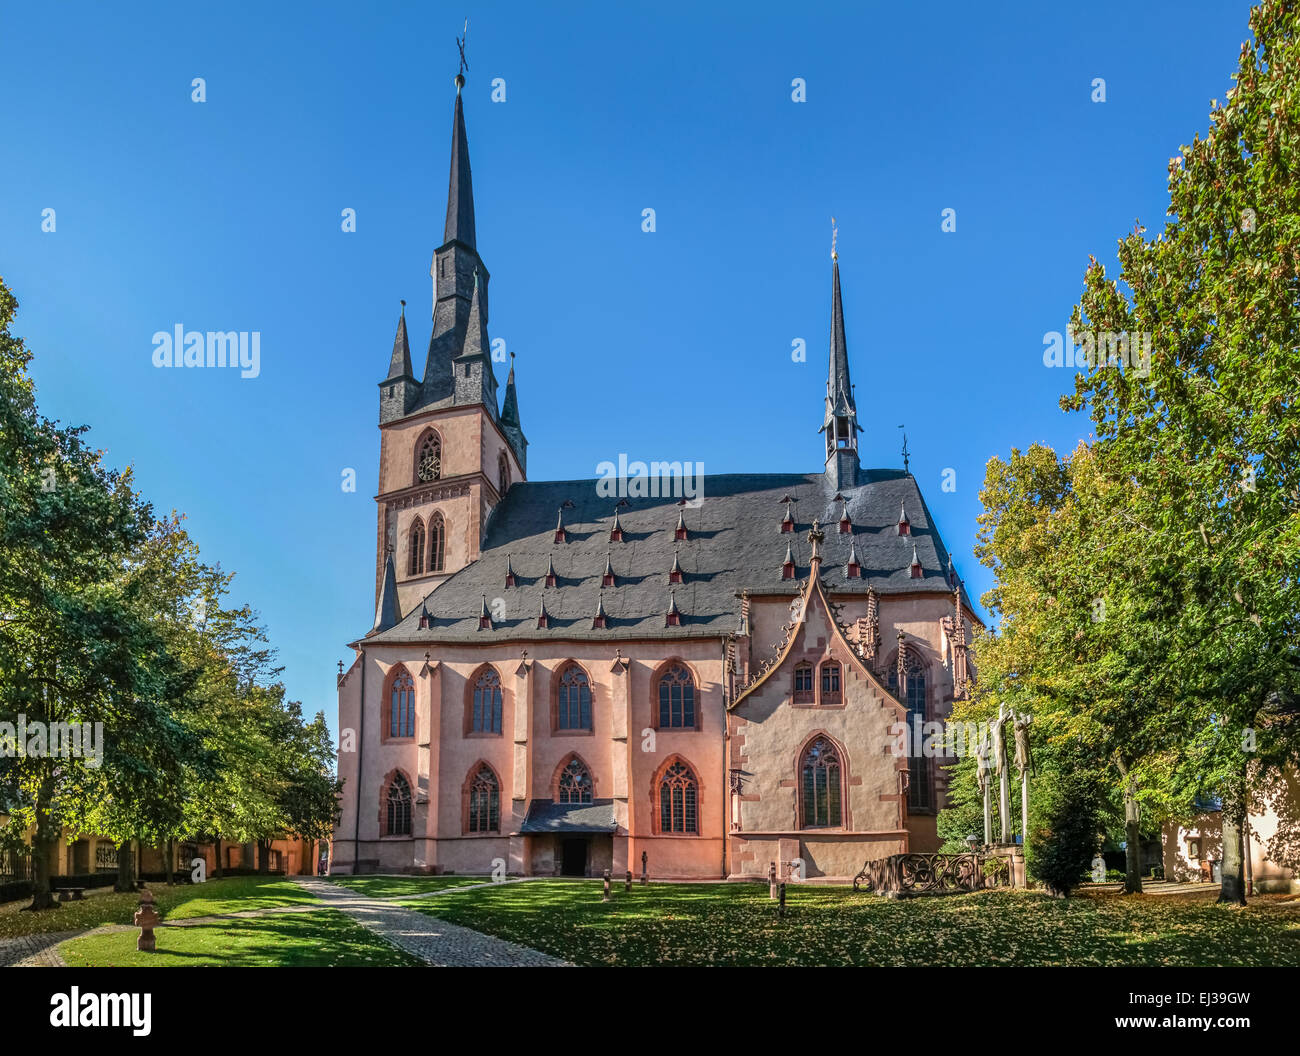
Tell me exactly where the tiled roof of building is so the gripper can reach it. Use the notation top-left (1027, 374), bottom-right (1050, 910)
top-left (518, 799), bottom-right (618, 834)
top-left (366, 469), bottom-right (976, 644)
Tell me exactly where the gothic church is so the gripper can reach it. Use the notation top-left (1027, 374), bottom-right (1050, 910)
top-left (333, 71), bottom-right (980, 880)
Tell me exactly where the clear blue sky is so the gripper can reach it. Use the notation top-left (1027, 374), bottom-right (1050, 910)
top-left (0, 0), bottom-right (1255, 738)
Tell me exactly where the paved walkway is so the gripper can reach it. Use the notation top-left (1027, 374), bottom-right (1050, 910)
top-left (291, 877), bottom-right (569, 966)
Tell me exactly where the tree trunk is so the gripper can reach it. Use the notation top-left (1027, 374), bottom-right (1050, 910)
top-left (114, 839), bottom-right (136, 893)
top-left (166, 839), bottom-right (175, 885)
top-left (1218, 802), bottom-right (1247, 905)
top-left (1119, 767), bottom-right (1143, 894)
top-left (25, 772), bottom-right (59, 911)
top-left (213, 838), bottom-right (223, 879)
top-left (258, 840), bottom-right (270, 874)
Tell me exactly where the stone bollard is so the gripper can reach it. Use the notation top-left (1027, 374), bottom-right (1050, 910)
top-left (625, 870), bottom-right (632, 893)
top-left (640, 850), bottom-right (648, 886)
top-left (778, 882), bottom-right (786, 919)
top-left (134, 888), bottom-right (160, 952)
top-left (769, 861), bottom-right (778, 900)
top-left (602, 869), bottom-right (611, 902)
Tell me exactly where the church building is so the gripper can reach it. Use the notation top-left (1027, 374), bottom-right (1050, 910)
top-left (333, 69), bottom-right (981, 881)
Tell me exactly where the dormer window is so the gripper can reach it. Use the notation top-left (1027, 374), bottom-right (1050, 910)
top-left (909, 545), bottom-right (923, 579)
top-left (897, 502), bottom-right (911, 536)
top-left (602, 553), bottom-right (616, 588)
top-left (668, 551), bottom-right (684, 585)
top-left (781, 542), bottom-right (796, 580)
top-left (610, 509), bottom-right (624, 543)
top-left (478, 596), bottom-right (493, 631)
top-left (665, 592), bottom-right (682, 627)
top-left (504, 557), bottom-right (516, 589)
top-left (545, 557), bottom-right (557, 589)
top-left (846, 541), bottom-right (861, 579)
top-left (537, 598), bottom-right (549, 629)
top-left (674, 508), bottom-right (688, 541)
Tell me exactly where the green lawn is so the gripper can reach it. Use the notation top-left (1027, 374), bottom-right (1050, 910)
top-left (400, 880), bottom-right (1300, 967)
top-left (326, 874), bottom-right (493, 899)
top-left (0, 877), bottom-right (319, 938)
top-left (59, 910), bottom-right (419, 967)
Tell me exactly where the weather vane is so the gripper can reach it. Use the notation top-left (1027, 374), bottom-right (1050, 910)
top-left (831, 216), bottom-right (838, 261)
top-left (457, 18), bottom-right (470, 77)
top-left (899, 425), bottom-right (910, 473)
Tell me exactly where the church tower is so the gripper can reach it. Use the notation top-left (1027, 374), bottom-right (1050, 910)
top-left (372, 68), bottom-right (527, 627)
top-left (822, 235), bottom-right (861, 491)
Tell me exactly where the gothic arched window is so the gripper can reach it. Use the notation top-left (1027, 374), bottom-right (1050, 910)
top-left (385, 773), bottom-right (412, 836)
top-left (389, 669), bottom-right (415, 739)
top-left (891, 651), bottom-right (932, 812)
top-left (408, 518), bottom-right (426, 576)
top-left (471, 668), bottom-right (503, 735)
top-left (658, 760), bottom-right (698, 834)
top-left (800, 737), bottom-right (843, 829)
top-left (467, 766), bottom-right (500, 833)
top-left (656, 664), bottom-right (696, 729)
top-left (556, 664), bottom-right (592, 731)
top-left (557, 758), bottom-right (593, 804)
top-left (429, 513), bottom-right (446, 572)
top-left (416, 431), bottom-right (442, 483)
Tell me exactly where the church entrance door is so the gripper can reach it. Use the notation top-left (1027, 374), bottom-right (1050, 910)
top-left (560, 838), bottom-right (588, 877)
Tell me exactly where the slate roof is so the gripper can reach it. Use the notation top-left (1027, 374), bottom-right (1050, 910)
top-left (367, 469), bottom-right (977, 645)
top-left (518, 799), bottom-right (618, 834)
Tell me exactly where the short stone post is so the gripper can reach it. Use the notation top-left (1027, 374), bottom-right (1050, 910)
top-left (768, 861), bottom-right (778, 900)
top-left (640, 850), bottom-right (648, 885)
top-left (134, 888), bottom-right (160, 952)
top-left (602, 869), bottom-right (610, 902)
top-left (777, 882), bottom-right (786, 919)
top-left (625, 870), bottom-right (632, 893)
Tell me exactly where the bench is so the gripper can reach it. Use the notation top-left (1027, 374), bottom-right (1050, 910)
top-left (54, 886), bottom-right (85, 902)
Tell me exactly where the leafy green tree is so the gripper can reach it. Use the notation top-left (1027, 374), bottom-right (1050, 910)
top-left (1062, 0), bottom-right (1300, 903)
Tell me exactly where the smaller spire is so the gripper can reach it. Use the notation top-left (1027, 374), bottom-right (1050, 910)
top-left (504, 555), bottom-right (516, 588)
top-left (897, 501), bottom-right (911, 536)
top-left (674, 507), bottom-right (688, 541)
top-left (593, 592), bottom-right (608, 629)
top-left (501, 351), bottom-right (521, 427)
top-left (609, 506), bottom-right (624, 542)
top-left (385, 300), bottom-right (414, 381)
top-left (602, 552), bottom-right (615, 587)
top-left (537, 594), bottom-right (549, 628)
top-left (545, 554), bottom-right (557, 587)
top-left (554, 507), bottom-right (567, 543)
top-left (373, 550), bottom-right (401, 632)
top-left (838, 495), bottom-right (852, 534)
top-left (669, 549), bottom-right (684, 584)
top-left (909, 544), bottom-right (923, 579)
top-left (478, 594), bottom-right (493, 630)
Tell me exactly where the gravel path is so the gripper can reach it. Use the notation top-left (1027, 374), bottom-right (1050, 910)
top-left (292, 877), bottom-right (569, 967)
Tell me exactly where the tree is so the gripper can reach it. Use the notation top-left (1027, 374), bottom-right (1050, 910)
top-left (1062, 0), bottom-right (1300, 903)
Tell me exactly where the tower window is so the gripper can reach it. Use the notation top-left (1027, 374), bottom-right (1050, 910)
top-left (417, 432), bottom-right (442, 483)
top-left (430, 514), bottom-right (446, 572)
top-left (408, 519), bottom-right (426, 576)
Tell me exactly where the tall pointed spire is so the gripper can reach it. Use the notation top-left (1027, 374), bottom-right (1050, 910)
top-left (821, 221), bottom-right (861, 490)
top-left (444, 67), bottom-right (476, 249)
